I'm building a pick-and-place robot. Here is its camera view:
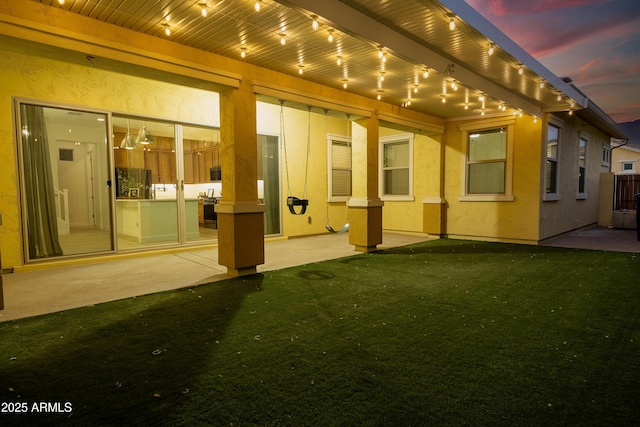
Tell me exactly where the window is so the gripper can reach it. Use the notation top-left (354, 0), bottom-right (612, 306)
top-left (602, 145), bottom-right (611, 167)
top-left (577, 134), bottom-right (588, 198)
top-left (327, 134), bottom-right (352, 201)
top-left (379, 134), bottom-right (413, 200)
top-left (545, 123), bottom-right (560, 198)
top-left (458, 118), bottom-right (514, 202)
top-left (621, 161), bottom-right (636, 173)
top-left (467, 128), bottom-right (506, 194)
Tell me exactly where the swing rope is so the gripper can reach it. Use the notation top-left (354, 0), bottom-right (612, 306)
top-left (280, 100), bottom-right (310, 215)
top-left (325, 110), bottom-right (350, 234)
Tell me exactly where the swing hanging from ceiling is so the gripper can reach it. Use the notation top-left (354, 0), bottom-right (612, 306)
top-left (280, 100), bottom-right (310, 215)
top-left (325, 110), bottom-right (350, 234)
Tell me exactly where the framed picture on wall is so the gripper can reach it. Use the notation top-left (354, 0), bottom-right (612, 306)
top-left (129, 188), bottom-right (139, 198)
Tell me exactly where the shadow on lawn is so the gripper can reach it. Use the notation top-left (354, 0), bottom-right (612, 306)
top-left (374, 239), bottom-right (574, 256)
top-left (0, 274), bottom-right (264, 426)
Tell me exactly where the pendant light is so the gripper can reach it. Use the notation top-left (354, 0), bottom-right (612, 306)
top-left (120, 120), bottom-right (136, 150)
top-left (136, 122), bottom-right (153, 145)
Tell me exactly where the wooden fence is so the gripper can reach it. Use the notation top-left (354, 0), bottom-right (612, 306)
top-left (614, 174), bottom-right (640, 210)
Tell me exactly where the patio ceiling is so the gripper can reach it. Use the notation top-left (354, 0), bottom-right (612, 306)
top-left (31, 0), bottom-right (585, 121)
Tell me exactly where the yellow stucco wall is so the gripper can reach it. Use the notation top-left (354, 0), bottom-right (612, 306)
top-left (0, 45), bottom-right (221, 269)
top-left (443, 115), bottom-right (542, 244)
top-left (539, 114), bottom-right (612, 240)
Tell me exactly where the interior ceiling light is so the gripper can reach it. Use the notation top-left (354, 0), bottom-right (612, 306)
top-left (414, 85), bottom-right (419, 93)
top-left (377, 90), bottom-right (384, 100)
top-left (379, 72), bottom-right (385, 82)
top-left (254, 1), bottom-right (261, 12)
top-left (487, 43), bottom-right (495, 56)
top-left (312, 16), bottom-right (319, 30)
top-left (447, 14), bottom-right (456, 31)
top-left (478, 94), bottom-right (485, 102)
top-left (136, 124), bottom-right (153, 145)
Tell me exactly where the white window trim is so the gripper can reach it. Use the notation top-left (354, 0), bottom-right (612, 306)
top-left (620, 159), bottom-right (637, 174)
top-left (602, 144), bottom-right (611, 167)
top-left (577, 132), bottom-right (589, 200)
top-left (458, 118), bottom-right (514, 202)
top-left (543, 115), bottom-right (564, 202)
top-left (379, 133), bottom-right (414, 202)
top-left (327, 133), bottom-right (352, 202)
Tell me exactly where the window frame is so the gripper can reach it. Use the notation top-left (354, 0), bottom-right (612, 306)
top-left (543, 116), bottom-right (563, 202)
top-left (458, 118), bottom-right (514, 202)
top-left (602, 144), bottom-right (611, 168)
top-left (577, 132), bottom-right (589, 199)
top-left (378, 133), bottom-right (414, 202)
top-left (326, 133), bottom-right (352, 202)
top-left (620, 160), bottom-right (637, 174)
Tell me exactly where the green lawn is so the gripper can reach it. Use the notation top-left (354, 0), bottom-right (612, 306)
top-left (1, 239), bottom-right (638, 426)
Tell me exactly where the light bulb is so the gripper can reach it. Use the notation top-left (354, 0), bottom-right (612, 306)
top-left (518, 65), bottom-right (524, 75)
top-left (488, 44), bottom-right (495, 55)
top-left (441, 96), bottom-right (446, 104)
top-left (298, 65), bottom-right (304, 75)
top-left (280, 34), bottom-right (286, 45)
top-left (449, 18), bottom-right (455, 31)
top-left (342, 79), bottom-right (348, 89)
top-left (336, 56), bottom-right (342, 66)
top-left (414, 86), bottom-right (418, 93)
top-left (240, 48), bottom-right (246, 58)
top-left (328, 31), bottom-right (334, 43)
top-left (539, 81), bottom-right (545, 89)
top-left (464, 103), bottom-right (469, 110)
top-left (201, 6), bottom-right (207, 17)
top-left (423, 70), bottom-right (429, 78)
top-left (377, 94), bottom-right (381, 100)
top-left (254, 1), bottom-right (260, 12)
top-left (164, 26), bottom-right (171, 36)
top-left (312, 17), bottom-right (318, 30)
top-left (557, 94), bottom-right (562, 101)
top-left (58, 0), bottom-right (65, 4)
top-left (378, 49), bottom-right (383, 59)
top-left (379, 73), bottom-right (385, 82)
top-left (478, 95), bottom-right (485, 102)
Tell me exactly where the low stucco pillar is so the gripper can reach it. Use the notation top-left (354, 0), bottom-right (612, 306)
top-left (215, 81), bottom-right (264, 276)
top-left (422, 197), bottom-right (446, 236)
top-left (348, 113), bottom-right (383, 252)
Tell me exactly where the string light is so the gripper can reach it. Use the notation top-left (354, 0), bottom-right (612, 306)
top-left (487, 43), bottom-right (495, 56)
top-left (280, 34), bottom-right (286, 45)
top-left (518, 65), bottom-right (524, 75)
top-left (342, 79), bottom-right (348, 89)
top-left (254, 1), bottom-right (261, 12)
top-left (423, 68), bottom-right (429, 78)
top-left (327, 29), bottom-right (334, 43)
top-left (312, 16), bottom-right (318, 30)
top-left (539, 80), bottom-right (545, 89)
top-left (200, 1), bottom-right (207, 17)
top-left (240, 47), bottom-right (247, 58)
top-left (336, 56), bottom-right (342, 66)
top-left (298, 64), bottom-right (304, 75)
top-left (449, 18), bottom-right (456, 31)
top-left (163, 23), bottom-right (171, 36)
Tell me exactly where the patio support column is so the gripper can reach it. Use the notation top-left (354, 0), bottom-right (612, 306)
top-left (215, 81), bottom-right (265, 276)
top-left (348, 112), bottom-right (383, 252)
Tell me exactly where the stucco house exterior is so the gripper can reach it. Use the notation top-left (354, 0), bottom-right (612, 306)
top-left (0, 0), bottom-right (630, 276)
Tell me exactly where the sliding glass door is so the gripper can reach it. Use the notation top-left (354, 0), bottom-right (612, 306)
top-left (18, 102), bottom-right (113, 260)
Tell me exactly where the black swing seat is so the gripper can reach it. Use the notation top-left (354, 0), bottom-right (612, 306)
top-left (287, 196), bottom-right (308, 215)
top-left (326, 223), bottom-right (350, 234)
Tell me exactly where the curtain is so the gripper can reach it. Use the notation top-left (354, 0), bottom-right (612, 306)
top-left (20, 104), bottom-right (63, 258)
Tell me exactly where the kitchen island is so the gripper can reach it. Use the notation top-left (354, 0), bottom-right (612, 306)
top-left (116, 198), bottom-right (200, 243)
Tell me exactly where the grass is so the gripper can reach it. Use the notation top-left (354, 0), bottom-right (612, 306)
top-left (0, 239), bottom-right (638, 426)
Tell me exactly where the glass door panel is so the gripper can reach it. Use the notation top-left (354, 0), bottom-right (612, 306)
top-left (112, 116), bottom-right (177, 250)
top-left (182, 125), bottom-right (220, 243)
top-left (18, 103), bottom-right (113, 260)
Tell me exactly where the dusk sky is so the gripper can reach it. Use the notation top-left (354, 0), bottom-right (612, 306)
top-left (464, 0), bottom-right (640, 123)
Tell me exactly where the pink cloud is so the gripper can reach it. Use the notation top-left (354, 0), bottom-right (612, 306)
top-left (467, 0), bottom-right (616, 16)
